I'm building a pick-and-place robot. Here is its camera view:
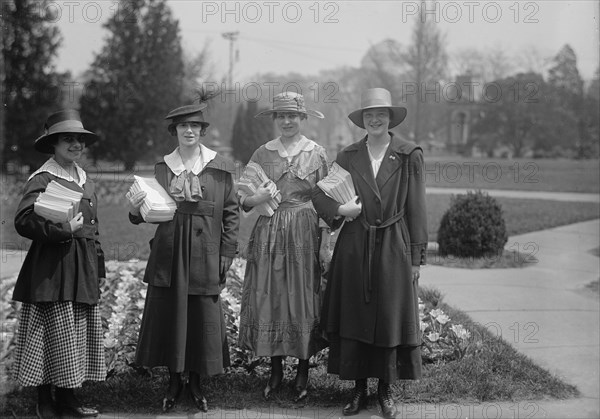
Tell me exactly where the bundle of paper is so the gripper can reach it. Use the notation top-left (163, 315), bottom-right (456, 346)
top-left (317, 162), bottom-right (358, 204)
top-left (34, 180), bottom-right (83, 223)
top-left (236, 161), bottom-right (281, 217)
top-left (126, 176), bottom-right (177, 222)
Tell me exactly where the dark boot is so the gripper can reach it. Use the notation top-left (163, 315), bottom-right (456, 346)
top-left (55, 387), bottom-right (98, 417)
top-left (189, 371), bottom-right (208, 412)
top-left (162, 371), bottom-right (183, 412)
top-left (293, 359), bottom-right (309, 402)
top-left (263, 356), bottom-right (283, 400)
top-left (377, 380), bottom-right (397, 419)
top-left (342, 379), bottom-right (367, 416)
top-left (35, 385), bottom-right (58, 419)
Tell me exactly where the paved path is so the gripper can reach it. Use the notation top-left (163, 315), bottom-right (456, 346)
top-left (427, 187), bottom-right (600, 203)
top-left (1, 214), bottom-right (598, 418)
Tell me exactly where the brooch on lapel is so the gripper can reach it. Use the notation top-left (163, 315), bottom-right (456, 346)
top-left (389, 155), bottom-right (396, 160)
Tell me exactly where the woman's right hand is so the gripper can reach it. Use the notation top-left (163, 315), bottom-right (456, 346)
top-left (69, 212), bottom-right (84, 232)
top-left (246, 182), bottom-right (276, 207)
top-left (338, 196), bottom-right (362, 221)
top-left (128, 190), bottom-right (147, 215)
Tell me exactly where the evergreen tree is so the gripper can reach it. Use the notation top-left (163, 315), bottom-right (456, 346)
top-left (79, 0), bottom-right (184, 169)
top-left (2, 0), bottom-right (69, 168)
top-left (230, 102), bottom-right (273, 164)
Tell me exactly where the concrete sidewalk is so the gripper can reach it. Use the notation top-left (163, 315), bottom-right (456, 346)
top-left (1, 220), bottom-right (598, 418)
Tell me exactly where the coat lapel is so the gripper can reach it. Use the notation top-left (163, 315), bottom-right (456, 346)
top-left (349, 137), bottom-right (380, 199)
top-left (375, 135), bottom-right (403, 190)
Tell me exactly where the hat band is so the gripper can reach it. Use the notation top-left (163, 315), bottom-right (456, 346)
top-left (47, 120), bottom-right (85, 134)
top-left (361, 99), bottom-right (393, 109)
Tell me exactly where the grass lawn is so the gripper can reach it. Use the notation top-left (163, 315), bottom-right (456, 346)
top-left (425, 157), bottom-right (599, 193)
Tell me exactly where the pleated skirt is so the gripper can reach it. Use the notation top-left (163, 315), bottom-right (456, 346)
top-left (13, 302), bottom-right (106, 388)
top-left (238, 203), bottom-right (325, 359)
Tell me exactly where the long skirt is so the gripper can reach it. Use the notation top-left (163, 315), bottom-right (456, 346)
top-left (327, 334), bottom-right (422, 383)
top-left (135, 286), bottom-right (230, 375)
top-left (13, 302), bottom-right (106, 388)
top-left (238, 203), bottom-right (325, 359)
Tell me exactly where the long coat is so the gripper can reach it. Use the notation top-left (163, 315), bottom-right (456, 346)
top-left (312, 134), bottom-right (427, 348)
top-left (13, 171), bottom-right (106, 304)
top-left (131, 155), bottom-right (239, 295)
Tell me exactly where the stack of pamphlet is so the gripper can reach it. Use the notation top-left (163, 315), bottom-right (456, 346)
top-left (34, 180), bottom-right (83, 223)
top-left (237, 161), bottom-right (281, 217)
top-left (126, 176), bottom-right (177, 222)
top-left (317, 162), bottom-right (358, 204)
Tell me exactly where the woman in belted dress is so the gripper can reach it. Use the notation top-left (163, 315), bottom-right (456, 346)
top-left (12, 109), bottom-right (106, 418)
top-left (312, 88), bottom-right (428, 419)
top-left (128, 101), bottom-right (239, 413)
top-left (237, 92), bottom-right (330, 402)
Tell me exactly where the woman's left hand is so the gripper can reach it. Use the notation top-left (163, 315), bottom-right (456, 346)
top-left (412, 266), bottom-right (421, 282)
top-left (219, 256), bottom-right (234, 285)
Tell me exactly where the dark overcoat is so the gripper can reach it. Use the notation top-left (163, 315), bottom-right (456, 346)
top-left (312, 133), bottom-right (427, 348)
top-left (13, 171), bottom-right (106, 304)
top-left (130, 155), bottom-right (239, 295)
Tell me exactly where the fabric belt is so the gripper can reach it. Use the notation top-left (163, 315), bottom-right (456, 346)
top-left (71, 225), bottom-right (97, 239)
top-left (358, 209), bottom-right (405, 303)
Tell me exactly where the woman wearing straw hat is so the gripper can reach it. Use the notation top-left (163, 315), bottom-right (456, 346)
top-left (237, 91), bottom-right (330, 403)
top-left (12, 109), bottom-right (106, 418)
top-left (127, 98), bottom-right (239, 413)
top-left (313, 88), bottom-right (428, 418)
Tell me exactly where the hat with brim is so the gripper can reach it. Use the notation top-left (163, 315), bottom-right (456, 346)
top-left (255, 92), bottom-right (324, 119)
top-left (34, 109), bottom-right (98, 154)
top-left (165, 103), bottom-right (210, 135)
top-left (348, 88), bottom-right (407, 129)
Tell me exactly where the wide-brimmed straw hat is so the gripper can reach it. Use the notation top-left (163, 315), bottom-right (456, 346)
top-left (34, 109), bottom-right (98, 154)
top-left (255, 92), bottom-right (324, 119)
top-left (165, 103), bottom-right (210, 136)
top-left (348, 88), bottom-right (407, 129)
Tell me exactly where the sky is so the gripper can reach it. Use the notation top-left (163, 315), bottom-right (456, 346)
top-left (52, 0), bottom-right (599, 84)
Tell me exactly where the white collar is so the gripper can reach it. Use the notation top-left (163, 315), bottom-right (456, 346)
top-left (28, 157), bottom-right (86, 187)
top-left (164, 144), bottom-right (218, 176)
top-left (265, 135), bottom-right (316, 159)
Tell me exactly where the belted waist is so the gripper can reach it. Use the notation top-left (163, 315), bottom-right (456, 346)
top-left (71, 225), bottom-right (97, 239)
top-left (358, 210), bottom-right (405, 303)
top-left (175, 200), bottom-right (215, 216)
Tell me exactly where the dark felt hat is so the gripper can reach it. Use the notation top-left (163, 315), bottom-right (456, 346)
top-left (34, 109), bottom-right (98, 154)
top-left (165, 103), bottom-right (209, 135)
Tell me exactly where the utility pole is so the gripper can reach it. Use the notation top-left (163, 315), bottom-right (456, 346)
top-left (221, 31), bottom-right (239, 90)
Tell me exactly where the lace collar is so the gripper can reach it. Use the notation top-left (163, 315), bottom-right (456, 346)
top-left (164, 144), bottom-right (217, 176)
top-left (264, 135), bottom-right (316, 159)
top-left (28, 157), bottom-right (86, 187)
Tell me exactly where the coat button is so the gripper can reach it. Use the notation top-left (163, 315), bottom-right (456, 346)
top-left (90, 202), bottom-right (93, 206)
top-left (91, 219), bottom-right (96, 224)
top-left (375, 219), bottom-right (382, 225)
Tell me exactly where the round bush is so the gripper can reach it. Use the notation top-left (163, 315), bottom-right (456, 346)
top-left (437, 191), bottom-right (508, 258)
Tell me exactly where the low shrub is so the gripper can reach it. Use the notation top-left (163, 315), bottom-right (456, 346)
top-left (437, 191), bottom-right (508, 258)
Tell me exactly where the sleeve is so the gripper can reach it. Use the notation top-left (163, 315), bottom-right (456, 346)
top-left (405, 149), bottom-right (428, 265)
top-left (237, 149), bottom-right (260, 213)
top-left (14, 176), bottom-right (73, 243)
top-left (311, 153), bottom-right (344, 231)
top-left (314, 146), bottom-right (333, 230)
top-left (220, 171), bottom-right (240, 258)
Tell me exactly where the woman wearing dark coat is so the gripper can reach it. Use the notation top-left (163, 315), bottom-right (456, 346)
top-left (312, 88), bottom-right (428, 418)
top-left (12, 109), bottom-right (106, 418)
top-left (128, 101), bottom-right (239, 413)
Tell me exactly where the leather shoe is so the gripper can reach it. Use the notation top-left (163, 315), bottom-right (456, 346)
top-left (190, 390), bottom-right (208, 412)
top-left (342, 382), bottom-right (367, 416)
top-left (293, 373), bottom-right (308, 403)
top-left (377, 383), bottom-right (397, 419)
top-left (56, 404), bottom-right (99, 418)
top-left (162, 379), bottom-right (183, 412)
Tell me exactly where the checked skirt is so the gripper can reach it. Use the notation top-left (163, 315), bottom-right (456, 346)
top-left (12, 302), bottom-right (106, 388)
